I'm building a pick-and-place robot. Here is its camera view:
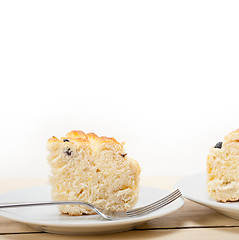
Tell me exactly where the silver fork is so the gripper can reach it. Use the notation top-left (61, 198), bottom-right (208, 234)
top-left (0, 189), bottom-right (182, 220)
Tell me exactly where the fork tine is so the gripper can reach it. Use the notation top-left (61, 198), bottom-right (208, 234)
top-left (127, 190), bottom-right (181, 216)
top-left (127, 189), bottom-right (181, 214)
top-left (127, 192), bottom-right (181, 217)
top-left (127, 192), bottom-right (182, 217)
top-left (126, 190), bottom-right (182, 217)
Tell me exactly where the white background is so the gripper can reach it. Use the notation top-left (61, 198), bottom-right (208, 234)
top-left (0, 1), bottom-right (238, 179)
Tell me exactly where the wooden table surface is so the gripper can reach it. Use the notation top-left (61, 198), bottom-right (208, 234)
top-left (1, 177), bottom-right (239, 240)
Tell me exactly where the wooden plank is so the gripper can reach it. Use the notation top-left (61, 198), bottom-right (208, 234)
top-left (138, 199), bottom-right (239, 229)
top-left (1, 228), bottom-right (239, 240)
top-left (0, 216), bottom-right (40, 234)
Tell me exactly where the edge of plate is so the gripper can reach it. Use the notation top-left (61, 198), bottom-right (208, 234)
top-left (175, 173), bottom-right (239, 210)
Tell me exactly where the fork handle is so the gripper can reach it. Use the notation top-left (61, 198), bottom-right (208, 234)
top-left (0, 201), bottom-right (93, 209)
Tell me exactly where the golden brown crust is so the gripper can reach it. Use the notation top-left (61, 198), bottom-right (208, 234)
top-left (224, 129), bottom-right (239, 143)
top-left (48, 130), bottom-right (124, 151)
top-left (66, 130), bottom-right (86, 139)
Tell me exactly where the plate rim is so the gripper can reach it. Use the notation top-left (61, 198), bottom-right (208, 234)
top-left (175, 173), bottom-right (239, 210)
top-left (0, 185), bottom-right (184, 228)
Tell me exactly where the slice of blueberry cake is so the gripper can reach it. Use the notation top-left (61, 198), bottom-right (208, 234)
top-left (47, 130), bottom-right (141, 215)
top-left (207, 129), bottom-right (239, 202)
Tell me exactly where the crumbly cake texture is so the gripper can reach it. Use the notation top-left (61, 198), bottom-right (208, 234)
top-left (207, 129), bottom-right (239, 202)
top-left (47, 131), bottom-right (141, 215)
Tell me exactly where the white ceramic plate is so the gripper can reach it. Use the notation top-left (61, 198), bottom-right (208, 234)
top-left (0, 185), bottom-right (184, 235)
top-left (175, 173), bottom-right (239, 221)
